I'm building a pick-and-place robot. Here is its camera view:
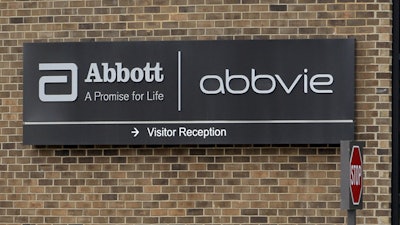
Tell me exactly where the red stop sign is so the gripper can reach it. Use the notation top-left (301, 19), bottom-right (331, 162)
top-left (350, 146), bottom-right (362, 205)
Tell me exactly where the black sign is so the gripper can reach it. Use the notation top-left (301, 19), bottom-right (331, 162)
top-left (23, 39), bottom-right (355, 145)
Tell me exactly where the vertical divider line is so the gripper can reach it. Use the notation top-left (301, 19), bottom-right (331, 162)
top-left (178, 51), bottom-right (182, 111)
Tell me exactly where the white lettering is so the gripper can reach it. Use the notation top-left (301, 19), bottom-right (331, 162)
top-left (116, 62), bottom-right (130, 82)
top-left (310, 74), bottom-right (334, 94)
top-left (102, 63), bottom-right (116, 83)
top-left (143, 62), bottom-right (164, 82)
top-left (350, 165), bottom-right (362, 186)
top-left (85, 63), bottom-right (103, 82)
top-left (179, 127), bottom-right (227, 139)
top-left (147, 91), bottom-right (164, 101)
top-left (85, 62), bottom-right (164, 83)
top-left (84, 92), bottom-right (92, 101)
top-left (147, 127), bottom-right (177, 137)
top-left (200, 75), bottom-right (225, 94)
top-left (92, 91), bottom-right (130, 102)
top-left (200, 69), bottom-right (334, 95)
top-left (131, 67), bottom-right (144, 82)
top-left (225, 69), bottom-right (249, 94)
top-left (251, 69), bottom-right (276, 94)
top-left (303, 68), bottom-right (309, 93)
top-left (131, 91), bottom-right (144, 101)
top-left (274, 74), bottom-right (302, 94)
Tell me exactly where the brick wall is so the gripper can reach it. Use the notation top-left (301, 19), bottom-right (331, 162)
top-left (0, 0), bottom-right (392, 224)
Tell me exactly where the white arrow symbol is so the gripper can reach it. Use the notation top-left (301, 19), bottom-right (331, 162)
top-left (131, 127), bottom-right (139, 137)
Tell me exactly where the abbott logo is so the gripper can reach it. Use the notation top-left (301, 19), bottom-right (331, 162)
top-left (39, 63), bottom-right (78, 102)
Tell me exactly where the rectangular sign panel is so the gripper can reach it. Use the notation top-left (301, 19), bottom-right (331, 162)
top-left (23, 39), bottom-right (354, 145)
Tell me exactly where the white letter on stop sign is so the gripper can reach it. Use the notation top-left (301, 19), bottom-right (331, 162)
top-left (350, 164), bottom-right (362, 185)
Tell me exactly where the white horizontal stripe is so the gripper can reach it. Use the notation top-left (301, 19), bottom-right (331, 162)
top-left (24, 120), bottom-right (353, 126)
